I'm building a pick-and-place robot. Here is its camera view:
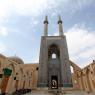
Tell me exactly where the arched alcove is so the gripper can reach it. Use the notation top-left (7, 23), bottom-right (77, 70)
top-left (48, 44), bottom-right (60, 64)
top-left (48, 44), bottom-right (60, 57)
top-left (85, 68), bottom-right (92, 92)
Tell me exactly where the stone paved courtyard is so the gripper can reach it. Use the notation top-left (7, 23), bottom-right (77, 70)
top-left (24, 91), bottom-right (95, 95)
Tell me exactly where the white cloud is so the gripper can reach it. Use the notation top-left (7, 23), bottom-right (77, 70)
top-left (0, 0), bottom-right (94, 67)
top-left (0, 0), bottom-right (59, 19)
top-left (64, 0), bottom-right (94, 14)
top-left (0, 0), bottom-right (94, 22)
top-left (51, 24), bottom-right (95, 68)
top-left (0, 26), bottom-right (8, 37)
top-left (0, 43), bottom-right (6, 53)
top-left (65, 24), bottom-right (95, 67)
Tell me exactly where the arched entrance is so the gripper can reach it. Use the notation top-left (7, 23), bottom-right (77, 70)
top-left (48, 44), bottom-right (61, 89)
top-left (51, 75), bottom-right (58, 89)
top-left (14, 73), bottom-right (19, 91)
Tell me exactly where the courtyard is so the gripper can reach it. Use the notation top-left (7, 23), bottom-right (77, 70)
top-left (24, 91), bottom-right (95, 95)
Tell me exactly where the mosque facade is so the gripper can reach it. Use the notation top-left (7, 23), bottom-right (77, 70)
top-left (0, 16), bottom-right (95, 95)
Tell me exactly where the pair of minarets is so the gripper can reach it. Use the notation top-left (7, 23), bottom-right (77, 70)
top-left (43, 16), bottom-right (63, 36)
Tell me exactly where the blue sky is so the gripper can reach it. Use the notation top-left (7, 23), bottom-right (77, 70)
top-left (0, 0), bottom-right (95, 67)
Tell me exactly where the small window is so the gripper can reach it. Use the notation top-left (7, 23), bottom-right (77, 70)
top-left (52, 53), bottom-right (56, 59)
top-left (36, 67), bottom-right (39, 70)
top-left (70, 66), bottom-right (74, 73)
top-left (0, 74), bottom-right (3, 78)
top-left (14, 77), bottom-right (16, 80)
top-left (16, 73), bottom-right (18, 75)
top-left (0, 61), bottom-right (1, 68)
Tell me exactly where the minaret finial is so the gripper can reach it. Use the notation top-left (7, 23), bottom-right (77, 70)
top-left (43, 16), bottom-right (48, 36)
top-left (45, 16), bottom-right (48, 22)
top-left (58, 15), bottom-right (63, 36)
top-left (58, 15), bottom-right (61, 21)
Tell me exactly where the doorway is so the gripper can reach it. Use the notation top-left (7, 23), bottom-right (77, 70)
top-left (51, 75), bottom-right (58, 89)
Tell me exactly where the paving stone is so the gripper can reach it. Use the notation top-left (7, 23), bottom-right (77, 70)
top-left (24, 91), bottom-right (95, 95)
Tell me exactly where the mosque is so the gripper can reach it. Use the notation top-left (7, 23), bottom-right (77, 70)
top-left (0, 16), bottom-right (95, 95)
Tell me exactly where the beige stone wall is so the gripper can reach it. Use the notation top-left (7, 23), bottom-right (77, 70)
top-left (0, 54), bottom-right (95, 94)
top-left (0, 54), bottom-right (38, 94)
top-left (23, 64), bottom-right (39, 89)
top-left (72, 61), bottom-right (95, 93)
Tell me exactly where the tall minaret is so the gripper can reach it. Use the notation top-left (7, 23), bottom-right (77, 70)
top-left (44, 16), bottom-right (48, 36)
top-left (58, 16), bottom-right (63, 36)
top-left (38, 16), bottom-right (72, 88)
